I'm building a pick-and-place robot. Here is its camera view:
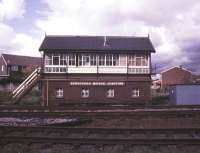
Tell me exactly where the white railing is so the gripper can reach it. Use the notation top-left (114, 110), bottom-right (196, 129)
top-left (12, 67), bottom-right (41, 98)
top-left (44, 65), bottom-right (150, 74)
top-left (44, 66), bottom-right (67, 73)
top-left (128, 68), bottom-right (150, 74)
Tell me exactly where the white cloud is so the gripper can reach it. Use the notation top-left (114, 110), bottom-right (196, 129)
top-left (11, 33), bottom-right (42, 56)
top-left (0, 23), bottom-right (41, 56)
top-left (35, 0), bottom-right (200, 72)
top-left (0, 23), bottom-right (14, 50)
top-left (0, 0), bottom-right (41, 57)
top-left (0, 0), bottom-right (199, 71)
top-left (0, 0), bottom-right (25, 21)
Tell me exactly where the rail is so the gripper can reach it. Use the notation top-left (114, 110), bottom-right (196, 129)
top-left (1, 136), bottom-right (200, 145)
top-left (0, 108), bottom-right (199, 118)
top-left (1, 104), bottom-right (200, 111)
top-left (1, 126), bottom-right (200, 134)
top-left (1, 126), bottom-right (200, 145)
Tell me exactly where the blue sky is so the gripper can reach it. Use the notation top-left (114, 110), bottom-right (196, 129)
top-left (0, 0), bottom-right (200, 73)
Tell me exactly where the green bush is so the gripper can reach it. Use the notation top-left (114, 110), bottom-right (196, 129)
top-left (0, 71), bottom-right (26, 86)
top-left (0, 91), bottom-right (11, 103)
top-left (19, 90), bottom-right (41, 105)
top-left (150, 95), bottom-right (169, 105)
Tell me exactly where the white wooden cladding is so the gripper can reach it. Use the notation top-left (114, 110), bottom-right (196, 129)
top-left (44, 53), bottom-right (150, 74)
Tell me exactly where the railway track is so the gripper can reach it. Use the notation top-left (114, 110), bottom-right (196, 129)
top-left (1, 136), bottom-right (200, 145)
top-left (0, 104), bottom-right (200, 112)
top-left (0, 108), bottom-right (199, 118)
top-left (1, 126), bottom-right (200, 137)
top-left (0, 126), bottom-right (200, 145)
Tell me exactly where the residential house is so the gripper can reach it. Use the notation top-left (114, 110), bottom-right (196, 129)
top-left (0, 53), bottom-right (41, 79)
top-left (161, 66), bottom-right (192, 92)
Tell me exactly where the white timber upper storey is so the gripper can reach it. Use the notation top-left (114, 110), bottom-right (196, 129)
top-left (39, 35), bottom-right (156, 74)
top-left (43, 53), bottom-right (151, 74)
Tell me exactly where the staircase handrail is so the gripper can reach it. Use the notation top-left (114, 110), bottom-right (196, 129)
top-left (12, 67), bottom-right (41, 95)
top-left (12, 72), bottom-right (39, 98)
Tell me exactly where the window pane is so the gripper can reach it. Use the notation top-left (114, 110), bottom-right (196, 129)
top-left (141, 55), bottom-right (148, 66)
top-left (53, 56), bottom-right (59, 65)
top-left (119, 55), bottom-right (126, 66)
top-left (106, 54), bottom-right (112, 66)
top-left (60, 54), bottom-right (67, 65)
top-left (11, 66), bottom-right (18, 71)
top-left (1, 65), bottom-right (4, 71)
top-left (78, 55), bottom-right (82, 66)
top-left (128, 55), bottom-right (136, 66)
top-left (45, 54), bottom-right (52, 65)
top-left (113, 55), bottom-right (119, 66)
top-left (56, 88), bottom-right (64, 98)
top-left (83, 54), bottom-right (90, 66)
top-left (69, 54), bottom-right (76, 66)
top-left (107, 89), bottom-right (114, 98)
top-left (136, 55), bottom-right (142, 66)
top-left (90, 55), bottom-right (96, 66)
top-left (131, 89), bottom-right (140, 98)
top-left (81, 89), bottom-right (89, 98)
top-left (99, 54), bottom-right (105, 66)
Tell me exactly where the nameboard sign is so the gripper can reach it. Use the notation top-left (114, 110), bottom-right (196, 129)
top-left (70, 81), bottom-right (125, 86)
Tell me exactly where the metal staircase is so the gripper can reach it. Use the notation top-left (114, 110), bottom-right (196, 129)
top-left (11, 67), bottom-right (41, 103)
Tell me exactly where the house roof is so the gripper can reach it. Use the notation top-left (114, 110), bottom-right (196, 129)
top-left (161, 66), bottom-right (193, 74)
top-left (2, 53), bottom-right (41, 66)
top-left (39, 35), bottom-right (156, 53)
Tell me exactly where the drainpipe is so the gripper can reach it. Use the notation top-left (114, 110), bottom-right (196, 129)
top-left (46, 79), bottom-right (49, 106)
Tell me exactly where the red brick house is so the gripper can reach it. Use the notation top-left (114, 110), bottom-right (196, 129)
top-left (161, 66), bottom-right (193, 92)
top-left (0, 53), bottom-right (41, 78)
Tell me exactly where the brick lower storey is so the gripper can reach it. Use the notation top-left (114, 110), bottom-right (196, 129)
top-left (41, 74), bottom-right (151, 106)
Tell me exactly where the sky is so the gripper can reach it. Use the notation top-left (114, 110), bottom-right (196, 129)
top-left (0, 0), bottom-right (200, 73)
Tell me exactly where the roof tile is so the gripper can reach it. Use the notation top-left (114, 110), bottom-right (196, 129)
top-left (39, 35), bottom-right (156, 53)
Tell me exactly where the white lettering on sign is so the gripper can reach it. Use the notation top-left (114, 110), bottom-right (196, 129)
top-left (70, 82), bottom-right (125, 86)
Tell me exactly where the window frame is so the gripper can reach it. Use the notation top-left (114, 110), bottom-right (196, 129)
top-left (99, 54), bottom-right (105, 66)
top-left (11, 65), bottom-right (19, 71)
top-left (119, 54), bottom-right (127, 66)
top-left (81, 89), bottom-right (89, 98)
top-left (128, 54), bottom-right (148, 67)
top-left (52, 55), bottom-right (60, 65)
top-left (60, 54), bottom-right (67, 65)
top-left (68, 54), bottom-right (76, 66)
top-left (113, 54), bottom-right (119, 66)
top-left (45, 53), bottom-right (53, 65)
top-left (106, 54), bottom-right (113, 66)
top-left (90, 54), bottom-right (97, 66)
top-left (79, 54), bottom-right (91, 66)
top-left (55, 88), bottom-right (64, 98)
top-left (106, 89), bottom-right (115, 98)
top-left (1, 65), bottom-right (4, 72)
top-left (131, 89), bottom-right (140, 98)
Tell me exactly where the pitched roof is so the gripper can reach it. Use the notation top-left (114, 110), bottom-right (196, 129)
top-left (2, 53), bottom-right (41, 66)
top-left (39, 35), bottom-right (156, 53)
top-left (161, 66), bottom-right (193, 74)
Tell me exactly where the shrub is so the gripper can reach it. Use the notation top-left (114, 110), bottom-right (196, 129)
top-left (150, 95), bottom-right (169, 105)
top-left (0, 91), bottom-right (11, 103)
